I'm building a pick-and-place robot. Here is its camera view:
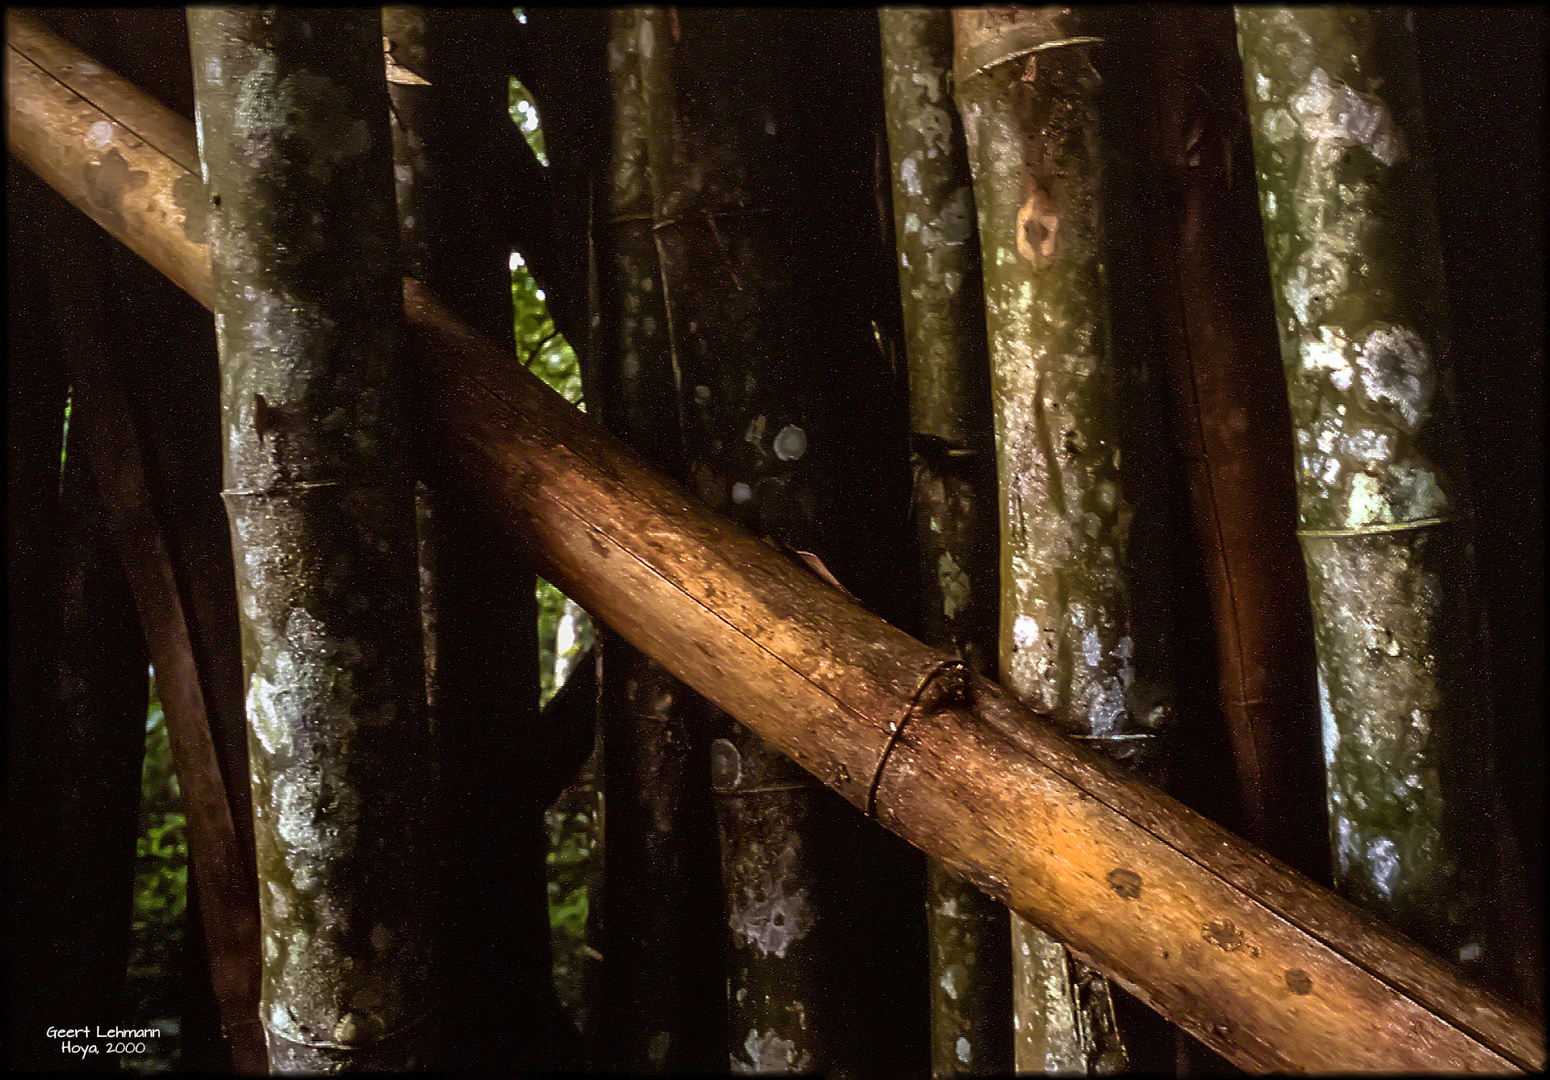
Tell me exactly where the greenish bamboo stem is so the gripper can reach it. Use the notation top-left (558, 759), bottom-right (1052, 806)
top-left (953, 8), bottom-right (1153, 1072)
top-left (879, 10), bottom-right (1010, 1078)
top-left (1234, 5), bottom-right (1539, 1003)
top-left (587, 10), bottom-right (726, 1073)
top-left (188, 9), bottom-right (435, 1070)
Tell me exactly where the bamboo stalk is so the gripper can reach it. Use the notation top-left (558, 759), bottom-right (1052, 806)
top-left (5, 176), bottom-right (146, 1066)
top-left (633, 9), bottom-right (849, 1072)
top-left (1233, 5), bottom-right (1539, 1003)
top-left (1134, 5), bottom-right (1329, 880)
top-left (878, 10), bottom-right (1011, 1078)
top-left (8, 15), bottom-right (1542, 1071)
top-left (589, 10), bottom-right (725, 1072)
top-left (381, 7), bottom-right (566, 1069)
top-left (185, 10), bottom-right (435, 1070)
top-left (952, 7), bottom-right (1146, 1071)
top-left (43, 242), bottom-right (268, 1071)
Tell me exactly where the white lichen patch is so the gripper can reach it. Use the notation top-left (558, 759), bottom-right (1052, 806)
top-left (957, 1036), bottom-right (972, 1065)
top-left (1339, 427), bottom-right (1394, 466)
top-left (234, 63), bottom-right (376, 184)
top-left (728, 844), bottom-right (811, 959)
top-left (1356, 325), bottom-right (1434, 431)
top-left (1012, 614), bottom-right (1039, 653)
top-left (1364, 837), bottom-right (1401, 899)
top-left (1290, 67), bottom-right (1404, 167)
top-left (1389, 462), bottom-right (1446, 520)
top-left (772, 425), bottom-right (807, 462)
top-left (736, 1029), bottom-right (809, 1074)
top-left (1346, 472), bottom-right (1390, 527)
top-left (247, 671), bottom-right (293, 756)
top-left (267, 879), bottom-right (292, 920)
top-left (938, 551), bottom-right (970, 619)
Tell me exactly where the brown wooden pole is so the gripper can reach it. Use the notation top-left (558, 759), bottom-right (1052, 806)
top-left (5, 13), bottom-right (1541, 1072)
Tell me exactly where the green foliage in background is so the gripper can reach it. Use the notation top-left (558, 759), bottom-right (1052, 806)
top-left (509, 76), bottom-right (548, 166)
top-left (126, 670), bottom-right (186, 1072)
top-left (507, 75), bottom-right (599, 1023)
top-left (133, 674), bottom-right (187, 946)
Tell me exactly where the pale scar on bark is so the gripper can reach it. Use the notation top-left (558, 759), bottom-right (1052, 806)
top-left (1016, 186), bottom-right (1059, 265)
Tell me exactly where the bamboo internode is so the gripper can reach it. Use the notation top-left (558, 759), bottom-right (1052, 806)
top-left (6, 12), bottom-right (1542, 1073)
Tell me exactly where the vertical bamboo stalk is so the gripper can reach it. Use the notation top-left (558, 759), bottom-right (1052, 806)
top-left (590, 9), bottom-right (725, 1072)
top-left (878, 10), bottom-right (1010, 1078)
top-left (953, 7), bottom-right (1143, 1072)
top-left (1234, 5), bottom-right (1537, 1001)
top-left (188, 9), bottom-right (435, 1070)
top-left (381, 6), bottom-right (568, 1068)
top-left (1136, 5), bottom-right (1329, 881)
top-left (635, 7), bottom-right (843, 1073)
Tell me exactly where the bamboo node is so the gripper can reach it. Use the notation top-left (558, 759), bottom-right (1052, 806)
top-left (1295, 514), bottom-right (1454, 539)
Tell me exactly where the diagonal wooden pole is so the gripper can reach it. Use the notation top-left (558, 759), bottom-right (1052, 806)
top-left (5, 12), bottom-right (1541, 1072)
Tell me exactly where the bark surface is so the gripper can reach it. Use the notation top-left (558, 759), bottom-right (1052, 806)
top-left (10, 21), bottom-right (1543, 1070)
top-left (633, 9), bottom-right (844, 1073)
top-left (953, 8), bottom-right (1148, 1071)
top-left (1234, 5), bottom-right (1536, 1000)
top-left (1135, 5), bottom-right (1329, 881)
top-left (380, 7), bottom-right (571, 1069)
top-left (879, 10), bottom-right (1011, 1078)
top-left (187, 9), bottom-right (434, 1070)
top-left (589, 11), bottom-right (726, 1073)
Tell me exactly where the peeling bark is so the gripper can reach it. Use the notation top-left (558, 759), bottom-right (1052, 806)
top-left (188, 9), bottom-right (434, 1070)
top-left (879, 10), bottom-right (1011, 1078)
top-left (1235, 5), bottom-right (1539, 1002)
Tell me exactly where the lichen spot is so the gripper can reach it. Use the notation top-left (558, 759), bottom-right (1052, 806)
top-left (957, 1036), bottom-right (972, 1064)
top-left (773, 425), bottom-right (807, 462)
top-left (710, 738), bottom-right (741, 791)
top-left (1365, 837), bottom-right (1401, 899)
top-left (87, 120), bottom-right (115, 149)
top-left (938, 551), bottom-right (970, 619)
top-left (1357, 325), bottom-right (1434, 431)
top-left (334, 1013), bottom-right (359, 1043)
top-left (1202, 918), bottom-right (1246, 952)
top-left (1284, 969), bottom-right (1313, 995)
top-left (731, 481), bottom-right (753, 504)
top-left (1013, 615), bottom-right (1039, 652)
top-left (1107, 868), bottom-right (1142, 900)
top-left (739, 1029), bottom-right (808, 1074)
